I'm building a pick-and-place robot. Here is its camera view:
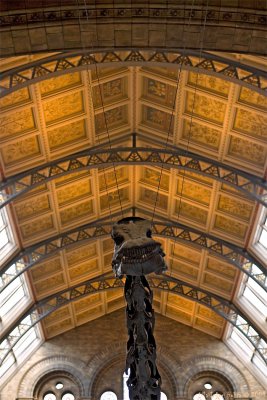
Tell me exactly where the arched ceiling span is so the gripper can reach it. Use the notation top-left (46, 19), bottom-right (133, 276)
top-left (0, 36), bottom-right (266, 363)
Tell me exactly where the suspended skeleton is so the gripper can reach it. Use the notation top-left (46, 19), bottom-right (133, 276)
top-left (111, 217), bottom-right (167, 400)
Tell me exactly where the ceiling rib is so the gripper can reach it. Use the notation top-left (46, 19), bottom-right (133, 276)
top-left (0, 274), bottom-right (266, 368)
top-left (1, 49), bottom-right (266, 97)
top-left (1, 144), bottom-right (266, 209)
top-left (1, 210), bottom-right (266, 294)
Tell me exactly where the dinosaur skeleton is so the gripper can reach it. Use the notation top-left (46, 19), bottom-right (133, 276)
top-left (111, 217), bottom-right (167, 400)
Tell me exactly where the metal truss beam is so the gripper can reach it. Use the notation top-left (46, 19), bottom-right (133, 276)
top-left (0, 274), bottom-right (266, 367)
top-left (1, 210), bottom-right (266, 294)
top-left (1, 145), bottom-right (266, 209)
top-left (0, 49), bottom-right (266, 97)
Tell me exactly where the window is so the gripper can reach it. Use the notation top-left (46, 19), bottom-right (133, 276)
top-left (100, 392), bottom-right (117, 400)
top-left (0, 201), bottom-right (16, 264)
top-left (193, 394), bottom-right (206, 400)
top-left (211, 394), bottom-right (224, 400)
top-left (258, 215), bottom-right (267, 249)
top-left (34, 374), bottom-right (80, 400)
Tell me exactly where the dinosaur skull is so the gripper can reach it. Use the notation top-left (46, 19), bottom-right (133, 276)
top-left (111, 217), bottom-right (167, 277)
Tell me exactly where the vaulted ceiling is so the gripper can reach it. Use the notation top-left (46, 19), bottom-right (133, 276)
top-left (0, 52), bottom-right (266, 342)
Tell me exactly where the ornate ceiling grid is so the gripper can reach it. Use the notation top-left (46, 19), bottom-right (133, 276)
top-left (0, 57), bottom-right (266, 342)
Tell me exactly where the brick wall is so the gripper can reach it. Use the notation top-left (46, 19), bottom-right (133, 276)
top-left (1, 309), bottom-right (266, 400)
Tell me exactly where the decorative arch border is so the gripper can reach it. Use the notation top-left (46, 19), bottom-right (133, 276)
top-left (177, 355), bottom-right (250, 398)
top-left (87, 342), bottom-right (179, 398)
top-left (0, 49), bottom-right (266, 97)
top-left (17, 355), bottom-right (89, 398)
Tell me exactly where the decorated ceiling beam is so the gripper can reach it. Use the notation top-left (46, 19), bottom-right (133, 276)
top-left (1, 144), bottom-right (266, 209)
top-left (0, 274), bottom-right (266, 368)
top-left (1, 209), bottom-right (266, 293)
top-left (0, 49), bottom-right (266, 97)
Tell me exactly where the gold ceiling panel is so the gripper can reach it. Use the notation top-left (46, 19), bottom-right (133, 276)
top-left (217, 194), bottom-right (253, 222)
top-left (227, 135), bottom-right (267, 167)
top-left (185, 91), bottom-right (226, 125)
top-left (45, 317), bottom-right (73, 339)
top-left (1, 134), bottom-right (41, 167)
top-left (238, 87), bottom-right (267, 111)
top-left (0, 87), bottom-right (31, 109)
top-left (39, 72), bottom-right (82, 96)
top-left (73, 293), bottom-right (102, 313)
top-left (187, 72), bottom-right (230, 97)
top-left (106, 297), bottom-right (125, 314)
top-left (101, 237), bottom-right (114, 253)
top-left (171, 242), bottom-right (201, 266)
top-left (181, 119), bottom-right (221, 150)
top-left (174, 200), bottom-right (208, 226)
top-left (141, 105), bottom-right (174, 134)
top-left (166, 304), bottom-right (193, 325)
top-left (43, 91), bottom-right (84, 125)
top-left (139, 167), bottom-right (169, 192)
top-left (233, 108), bottom-right (266, 140)
top-left (33, 272), bottom-right (66, 299)
top-left (99, 167), bottom-right (129, 192)
top-left (202, 272), bottom-right (234, 297)
top-left (68, 259), bottom-right (100, 282)
top-left (95, 105), bottom-right (129, 135)
top-left (30, 257), bottom-right (63, 282)
top-left (54, 170), bottom-right (91, 187)
top-left (194, 317), bottom-right (223, 338)
top-left (171, 259), bottom-right (199, 282)
top-left (91, 66), bottom-right (128, 81)
top-left (14, 193), bottom-right (51, 222)
top-left (196, 305), bottom-right (225, 326)
top-left (59, 199), bottom-right (94, 226)
top-left (56, 178), bottom-right (92, 206)
top-left (47, 119), bottom-right (88, 151)
top-left (75, 304), bottom-right (104, 326)
top-left (92, 77), bottom-right (128, 108)
top-left (141, 77), bottom-right (176, 108)
top-left (141, 67), bottom-right (178, 81)
top-left (213, 214), bottom-right (248, 240)
top-left (44, 305), bottom-right (71, 326)
top-left (20, 214), bottom-right (55, 241)
top-left (167, 293), bottom-right (195, 312)
top-left (176, 178), bottom-right (212, 206)
top-left (139, 187), bottom-right (168, 212)
top-left (205, 256), bottom-right (237, 281)
top-left (100, 187), bottom-right (130, 212)
top-left (66, 242), bottom-right (97, 266)
top-left (106, 288), bottom-right (124, 302)
top-left (0, 107), bottom-right (36, 139)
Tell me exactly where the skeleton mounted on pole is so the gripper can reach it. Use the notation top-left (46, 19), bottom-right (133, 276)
top-left (111, 217), bottom-right (167, 400)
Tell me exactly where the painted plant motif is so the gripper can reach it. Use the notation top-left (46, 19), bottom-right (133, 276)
top-left (111, 217), bottom-right (167, 400)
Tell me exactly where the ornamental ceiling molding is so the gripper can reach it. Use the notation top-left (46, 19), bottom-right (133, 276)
top-left (0, 49), bottom-right (266, 97)
top-left (1, 274), bottom-right (266, 369)
top-left (0, 4), bottom-right (265, 28)
top-left (1, 211), bottom-right (266, 294)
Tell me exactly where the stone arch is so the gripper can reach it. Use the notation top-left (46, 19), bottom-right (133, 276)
top-left (177, 355), bottom-right (250, 398)
top-left (17, 355), bottom-right (89, 398)
top-left (0, 1), bottom-right (266, 56)
top-left (87, 342), bottom-right (180, 398)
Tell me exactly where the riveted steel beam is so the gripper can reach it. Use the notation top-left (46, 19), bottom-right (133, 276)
top-left (0, 49), bottom-right (266, 96)
top-left (0, 274), bottom-right (266, 367)
top-left (1, 146), bottom-right (266, 209)
top-left (1, 210), bottom-right (266, 294)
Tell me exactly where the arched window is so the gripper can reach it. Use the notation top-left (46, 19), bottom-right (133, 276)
top-left (33, 373), bottom-right (80, 400)
top-left (193, 394), bottom-right (206, 400)
top-left (100, 392), bottom-right (118, 400)
top-left (123, 370), bottom-right (168, 399)
top-left (187, 372), bottom-right (233, 400)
